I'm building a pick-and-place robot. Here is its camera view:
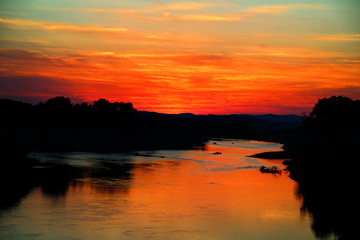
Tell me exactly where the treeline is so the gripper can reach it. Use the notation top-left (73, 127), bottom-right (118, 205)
top-left (3, 96), bottom-right (296, 154)
top-left (0, 97), bottom-right (210, 154)
top-left (1, 96), bottom-right (137, 116)
top-left (283, 96), bottom-right (360, 157)
top-left (282, 96), bottom-right (360, 240)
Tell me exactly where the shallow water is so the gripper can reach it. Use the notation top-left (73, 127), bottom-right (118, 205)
top-left (0, 139), bottom-right (316, 240)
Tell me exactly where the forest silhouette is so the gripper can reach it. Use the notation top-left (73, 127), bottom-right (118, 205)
top-left (0, 96), bottom-right (207, 154)
top-left (1, 96), bottom-right (298, 155)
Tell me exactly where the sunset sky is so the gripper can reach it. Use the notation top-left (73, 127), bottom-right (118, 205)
top-left (0, 0), bottom-right (359, 114)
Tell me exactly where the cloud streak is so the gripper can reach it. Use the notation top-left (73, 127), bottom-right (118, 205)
top-left (312, 34), bottom-right (360, 41)
top-left (0, 18), bottom-right (128, 33)
top-left (245, 4), bottom-right (329, 13)
top-left (48, 2), bottom-right (222, 14)
top-left (149, 13), bottom-right (249, 22)
top-left (68, 3), bottom-right (330, 23)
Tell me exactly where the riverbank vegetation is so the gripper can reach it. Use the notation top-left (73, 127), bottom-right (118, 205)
top-left (282, 96), bottom-right (359, 239)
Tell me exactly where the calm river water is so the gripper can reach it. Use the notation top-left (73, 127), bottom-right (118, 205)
top-left (0, 139), bottom-right (317, 240)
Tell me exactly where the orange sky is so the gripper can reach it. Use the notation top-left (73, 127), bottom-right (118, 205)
top-left (0, 0), bottom-right (359, 114)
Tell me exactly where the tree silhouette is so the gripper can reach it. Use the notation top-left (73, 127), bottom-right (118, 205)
top-left (310, 96), bottom-right (360, 120)
top-left (42, 96), bottom-right (73, 115)
top-left (92, 98), bottom-right (136, 115)
top-left (93, 98), bottom-right (111, 113)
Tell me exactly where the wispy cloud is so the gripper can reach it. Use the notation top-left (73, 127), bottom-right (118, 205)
top-left (336, 59), bottom-right (360, 64)
top-left (161, 2), bottom-right (219, 11)
top-left (0, 17), bottom-right (220, 45)
top-left (0, 18), bottom-right (128, 33)
top-left (40, 3), bottom-right (329, 24)
top-left (60, 4), bottom-right (246, 22)
top-left (150, 13), bottom-right (248, 22)
top-left (232, 46), bottom-right (347, 59)
top-left (312, 34), bottom-right (360, 41)
top-left (49, 2), bottom-right (220, 14)
top-left (75, 3), bottom-right (328, 22)
top-left (245, 4), bottom-right (329, 14)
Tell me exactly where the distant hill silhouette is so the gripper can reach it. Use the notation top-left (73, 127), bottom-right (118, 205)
top-left (138, 111), bottom-right (302, 131)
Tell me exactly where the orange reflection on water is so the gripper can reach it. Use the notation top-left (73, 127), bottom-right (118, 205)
top-left (1, 140), bottom-right (315, 240)
top-left (108, 141), bottom-right (312, 239)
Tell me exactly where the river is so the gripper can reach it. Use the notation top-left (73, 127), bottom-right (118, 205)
top-left (0, 139), bottom-right (317, 240)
